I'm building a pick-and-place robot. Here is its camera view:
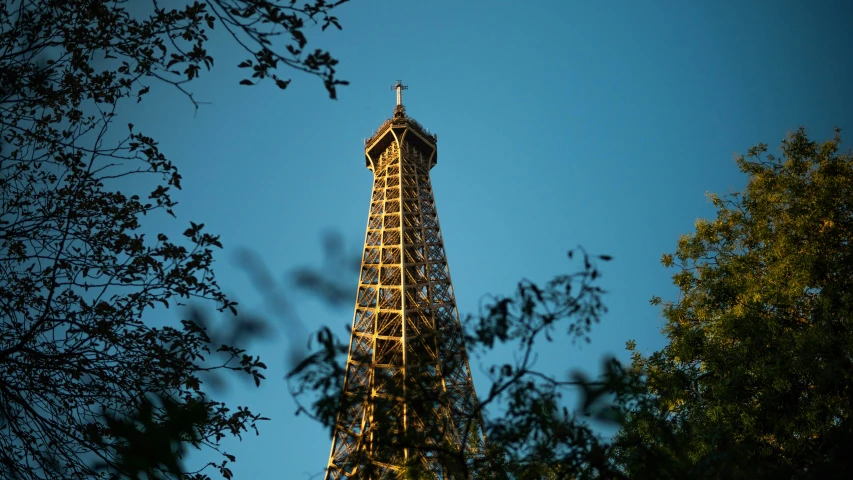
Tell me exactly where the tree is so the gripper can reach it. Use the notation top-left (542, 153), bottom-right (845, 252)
top-left (1, 1), bottom-right (347, 478)
top-left (615, 128), bottom-right (853, 479)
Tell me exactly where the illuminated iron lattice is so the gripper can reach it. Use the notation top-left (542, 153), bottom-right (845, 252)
top-left (325, 84), bottom-right (485, 479)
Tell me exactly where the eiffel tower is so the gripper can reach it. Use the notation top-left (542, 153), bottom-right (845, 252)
top-left (325, 82), bottom-right (485, 479)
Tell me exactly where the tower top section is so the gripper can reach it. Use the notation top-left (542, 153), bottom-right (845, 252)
top-left (364, 81), bottom-right (438, 170)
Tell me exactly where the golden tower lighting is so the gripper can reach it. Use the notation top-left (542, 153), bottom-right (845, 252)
top-left (324, 82), bottom-right (486, 479)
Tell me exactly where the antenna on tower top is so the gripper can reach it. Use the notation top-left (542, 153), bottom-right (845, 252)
top-left (393, 80), bottom-right (408, 106)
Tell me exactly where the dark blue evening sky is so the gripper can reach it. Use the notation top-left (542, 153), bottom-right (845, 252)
top-left (125, 1), bottom-right (852, 477)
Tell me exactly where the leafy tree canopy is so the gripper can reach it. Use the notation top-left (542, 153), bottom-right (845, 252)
top-left (616, 128), bottom-right (853, 479)
top-left (1, 0), bottom-right (347, 478)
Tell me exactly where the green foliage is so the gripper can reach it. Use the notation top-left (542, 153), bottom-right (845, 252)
top-left (1, 1), bottom-right (346, 478)
top-left (93, 394), bottom-right (210, 479)
top-left (616, 128), bottom-right (853, 479)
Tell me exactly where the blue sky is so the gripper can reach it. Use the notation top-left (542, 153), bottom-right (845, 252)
top-left (124, 1), bottom-right (853, 477)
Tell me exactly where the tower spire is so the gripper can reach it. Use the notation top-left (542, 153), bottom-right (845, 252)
top-left (393, 80), bottom-right (408, 106)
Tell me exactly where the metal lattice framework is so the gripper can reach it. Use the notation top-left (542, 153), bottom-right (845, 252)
top-left (325, 90), bottom-right (485, 479)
